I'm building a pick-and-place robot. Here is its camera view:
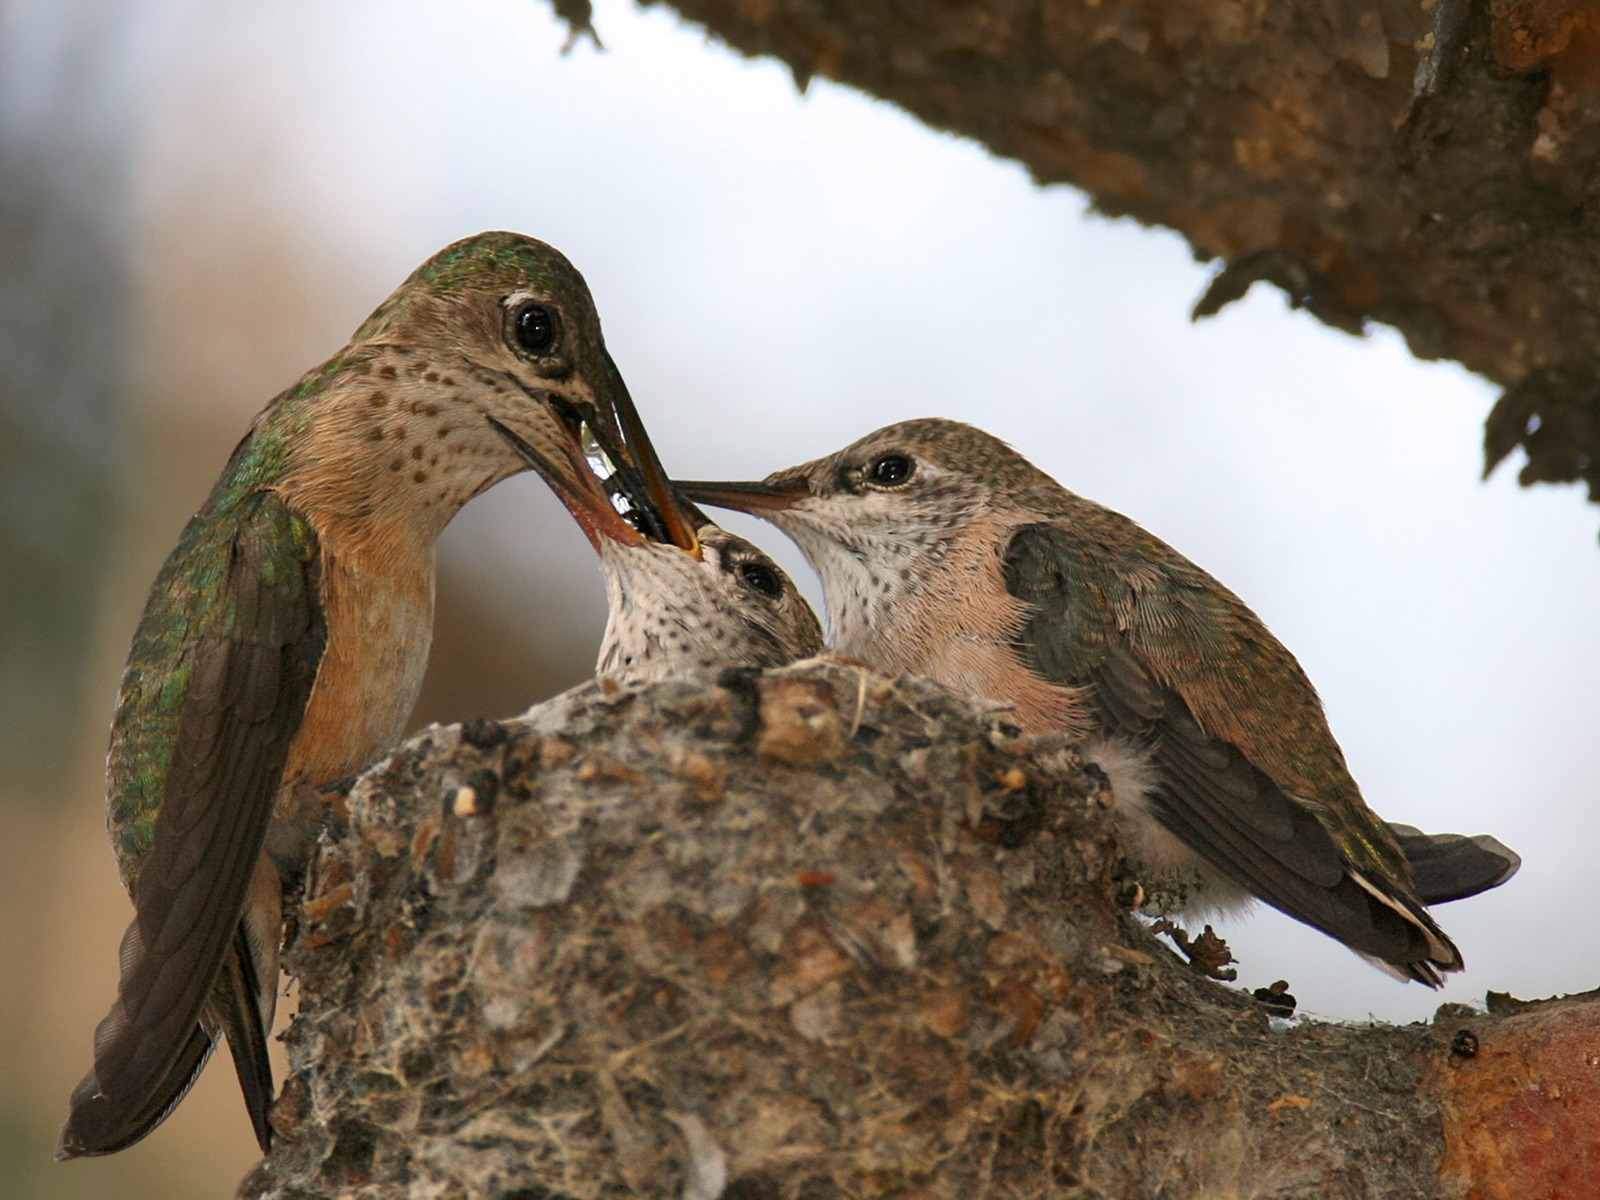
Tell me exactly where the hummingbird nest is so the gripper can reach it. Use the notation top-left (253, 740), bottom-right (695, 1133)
top-left (239, 661), bottom-right (1541, 1199)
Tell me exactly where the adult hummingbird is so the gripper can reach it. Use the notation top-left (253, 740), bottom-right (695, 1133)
top-left (486, 391), bottom-right (824, 683)
top-left (680, 418), bottom-right (1519, 985)
top-left (61, 232), bottom-right (651, 1159)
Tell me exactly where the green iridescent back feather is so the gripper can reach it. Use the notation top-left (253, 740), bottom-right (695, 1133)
top-left (106, 426), bottom-right (316, 890)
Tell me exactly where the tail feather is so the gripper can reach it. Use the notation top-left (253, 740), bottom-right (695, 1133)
top-left (57, 926), bottom-right (220, 1160)
top-left (217, 926), bottom-right (275, 1154)
top-left (1388, 823), bottom-right (1522, 906)
top-left (58, 879), bottom-right (280, 1159)
top-left (1347, 869), bottom-right (1461, 985)
top-left (1356, 950), bottom-right (1444, 988)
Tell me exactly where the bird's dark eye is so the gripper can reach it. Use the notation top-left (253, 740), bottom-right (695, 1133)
top-left (736, 560), bottom-right (784, 598)
top-left (868, 452), bottom-right (915, 487)
top-left (509, 301), bottom-right (559, 357)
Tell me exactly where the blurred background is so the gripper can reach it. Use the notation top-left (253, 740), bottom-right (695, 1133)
top-left (2, 0), bottom-right (1596, 1193)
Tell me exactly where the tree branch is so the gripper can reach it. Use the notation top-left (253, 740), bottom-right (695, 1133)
top-left (636, 0), bottom-right (1600, 507)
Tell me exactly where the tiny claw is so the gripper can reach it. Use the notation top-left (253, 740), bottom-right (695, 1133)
top-left (1253, 979), bottom-right (1298, 1017)
top-left (1152, 918), bottom-right (1239, 982)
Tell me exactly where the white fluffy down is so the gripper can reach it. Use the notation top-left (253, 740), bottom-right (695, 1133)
top-left (1083, 735), bottom-right (1255, 920)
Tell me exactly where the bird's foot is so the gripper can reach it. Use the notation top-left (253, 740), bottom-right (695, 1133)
top-left (1110, 856), bottom-right (1147, 910)
top-left (267, 782), bottom-right (349, 895)
top-left (1150, 919), bottom-right (1238, 982)
top-left (1252, 979), bottom-right (1297, 1017)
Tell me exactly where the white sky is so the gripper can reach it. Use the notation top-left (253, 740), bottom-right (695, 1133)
top-left (123, 0), bottom-right (1600, 1024)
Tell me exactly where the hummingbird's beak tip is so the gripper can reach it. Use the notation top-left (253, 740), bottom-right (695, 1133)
top-left (675, 479), bottom-right (805, 515)
top-left (598, 374), bottom-right (707, 559)
top-left (665, 495), bottom-right (704, 560)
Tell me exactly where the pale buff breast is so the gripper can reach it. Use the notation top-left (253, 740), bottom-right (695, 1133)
top-left (280, 522), bottom-right (435, 786)
top-left (886, 514), bottom-right (1092, 740)
top-left (267, 389), bottom-right (473, 787)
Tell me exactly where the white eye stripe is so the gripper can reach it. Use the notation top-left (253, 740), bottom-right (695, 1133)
top-left (502, 290), bottom-right (540, 309)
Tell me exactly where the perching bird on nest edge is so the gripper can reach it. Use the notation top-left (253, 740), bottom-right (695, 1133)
top-left (680, 418), bottom-right (1520, 986)
top-left (61, 232), bottom-right (663, 1159)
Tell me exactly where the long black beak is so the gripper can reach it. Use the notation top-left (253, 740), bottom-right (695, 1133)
top-left (675, 478), bottom-right (809, 514)
top-left (601, 349), bottom-right (701, 558)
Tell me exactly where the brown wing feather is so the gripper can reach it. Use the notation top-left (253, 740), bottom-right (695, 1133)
top-left (1094, 637), bottom-right (1443, 971)
top-left (59, 494), bottom-right (324, 1158)
top-left (1004, 522), bottom-right (1456, 982)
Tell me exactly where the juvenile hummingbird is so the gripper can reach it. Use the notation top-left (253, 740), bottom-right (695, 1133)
top-left (680, 418), bottom-right (1519, 985)
top-left (487, 389), bottom-right (823, 682)
top-left (61, 232), bottom-right (650, 1159)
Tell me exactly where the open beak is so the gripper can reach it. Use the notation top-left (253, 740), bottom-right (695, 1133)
top-left (601, 350), bottom-right (701, 559)
top-left (487, 413), bottom-right (649, 551)
top-left (488, 401), bottom-right (706, 559)
top-left (674, 477), bottom-right (809, 514)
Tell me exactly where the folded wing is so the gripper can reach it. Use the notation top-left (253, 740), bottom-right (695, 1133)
top-left (60, 491), bottom-right (324, 1157)
top-left (1003, 521), bottom-right (1458, 983)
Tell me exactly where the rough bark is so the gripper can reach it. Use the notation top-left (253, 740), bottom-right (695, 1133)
top-left (239, 661), bottom-right (1598, 1199)
top-left (624, 0), bottom-right (1600, 510)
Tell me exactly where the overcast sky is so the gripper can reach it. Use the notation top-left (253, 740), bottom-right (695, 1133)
top-left (114, 0), bottom-right (1600, 1024)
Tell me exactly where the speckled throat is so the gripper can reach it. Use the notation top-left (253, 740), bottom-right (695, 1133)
top-left (272, 345), bottom-right (545, 546)
top-left (765, 505), bottom-right (957, 667)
